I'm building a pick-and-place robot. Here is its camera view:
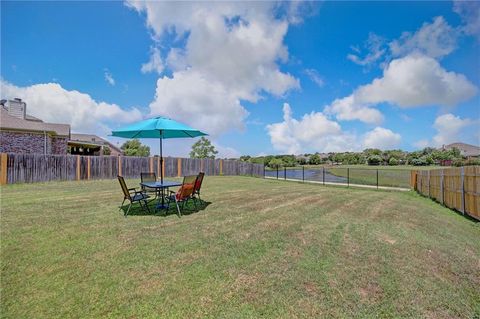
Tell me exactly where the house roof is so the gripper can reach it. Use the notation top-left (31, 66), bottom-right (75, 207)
top-left (69, 133), bottom-right (122, 153)
top-left (0, 108), bottom-right (70, 136)
top-left (443, 142), bottom-right (480, 157)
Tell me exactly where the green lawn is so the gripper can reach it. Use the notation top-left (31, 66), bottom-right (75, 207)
top-left (1, 176), bottom-right (479, 318)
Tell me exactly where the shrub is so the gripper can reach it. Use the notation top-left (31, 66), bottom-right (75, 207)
top-left (452, 158), bottom-right (465, 167)
top-left (411, 157), bottom-right (427, 166)
top-left (388, 157), bottom-right (399, 166)
top-left (368, 155), bottom-right (382, 165)
top-left (465, 158), bottom-right (480, 166)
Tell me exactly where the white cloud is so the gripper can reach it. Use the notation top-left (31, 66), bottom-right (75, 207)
top-left (141, 47), bottom-right (164, 75)
top-left (267, 103), bottom-right (402, 153)
top-left (432, 113), bottom-right (472, 147)
top-left (453, 0), bottom-right (480, 39)
top-left (413, 113), bottom-right (473, 148)
top-left (328, 54), bottom-right (477, 124)
top-left (104, 69), bottom-right (115, 86)
top-left (413, 139), bottom-right (430, 149)
top-left (347, 33), bottom-right (387, 67)
top-left (324, 95), bottom-right (384, 125)
top-left (149, 70), bottom-right (248, 137)
top-left (389, 16), bottom-right (458, 59)
top-left (355, 54), bottom-right (478, 108)
top-left (304, 68), bottom-right (325, 87)
top-left (362, 127), bottom-right (401, 150)
top-left (128, 1), bottom-right (300, 135)
top-left (214, 143), bottom-right (241, 159)
top-left (0, 80), bottom-right (142, 136)
top-left (266, 103), bottom-right (357, 154)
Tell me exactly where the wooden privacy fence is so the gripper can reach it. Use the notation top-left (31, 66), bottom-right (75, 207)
top-left (411, 166), bottom-right (480, 220)
top-left (0, 153), bottom-right (264, 184)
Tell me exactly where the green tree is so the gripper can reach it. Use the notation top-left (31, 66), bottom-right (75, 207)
top-left (120, 139), bottom-right (150, 157)
top-left (268, 158), bottom-right (284, 168)
top-left (102, 146), bottom-right (111, 156)
top-left (388, 157), bottom-right (399, 166)
top-left (309, 153), bottom-right (322, 165)
top-left (190, 137), bottom-right (218, 159)
top-left (367, 155), bottom-right (382, 165)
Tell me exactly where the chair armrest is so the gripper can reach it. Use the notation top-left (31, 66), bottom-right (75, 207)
top-left (128, 187), bottom-right (136, 192)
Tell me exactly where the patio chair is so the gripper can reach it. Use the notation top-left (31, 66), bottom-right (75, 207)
top-left (166, 175), bottom-right (197, 216)
top-left (192, 172), bottom-right (205, 203)
top-left (140, 172), bottom-right (158, 201)
top-left (118, 176), bottom-right (150, 216)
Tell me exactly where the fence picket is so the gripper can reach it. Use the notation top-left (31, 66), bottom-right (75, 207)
top-left (413, 166), bottom-right (479, 220)
top-left (2, 153), bottom-right (263, 185)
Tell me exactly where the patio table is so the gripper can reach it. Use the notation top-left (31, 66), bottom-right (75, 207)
top-left (140, 180), bottom-right (182, 212)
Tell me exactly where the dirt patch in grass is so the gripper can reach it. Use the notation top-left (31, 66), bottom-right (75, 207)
top-left (378, 233), bottom-right (397, 245)
top-left (303, 281), bottom-right (319, 296)
top-left (358, 280), bottom-right (384, 304)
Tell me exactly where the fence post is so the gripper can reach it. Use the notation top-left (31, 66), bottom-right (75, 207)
top-left (302, 166), bottom-right (305, 182)
top-left (376, 169), bottom-right (379, 189)
top-left (0, 153), bottom-right (8, 185)
top-left (347, 168), bottom-right (349, 187)
top-left (87, 156), bottom-right (91, 180)
top-left (76, 155), bottom-right (81, 180)
top-left (149, 157), bottom-right (153, 173)
top-left (263, 163), bottom-right (265, 179)
top-left (461, 167), bottom-right (465, 215)
top-left (177, 158), bottom-right (182, 177)
top-left (276, 165), bottom-right (279, 179)
top-left (427, 170), bottom-right (431, 198)
top-left (118, 156), bottom-right (122, 177)
top-left (220, 159), bottom-right (223, 175)
top-left (323, 167), bottom-right (325, 185)
top-left (284, 167), bottom-right (286, 180)
top-left (440, 169), bottom-right (444, 205)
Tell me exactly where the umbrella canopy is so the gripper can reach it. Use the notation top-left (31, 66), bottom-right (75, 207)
top-left (111, 116), bottom-right (207, 183)
top-left (111, 116), bottom-right (207, 139)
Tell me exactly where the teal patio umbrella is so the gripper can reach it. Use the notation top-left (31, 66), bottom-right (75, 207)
top-left (111, 116), bottom-right (207, 183)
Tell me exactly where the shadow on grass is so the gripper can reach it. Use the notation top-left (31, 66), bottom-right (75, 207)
top-left (119, 199), bottom-right (211, 217)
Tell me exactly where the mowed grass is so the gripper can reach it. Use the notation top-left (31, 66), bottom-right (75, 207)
top-left (1, 176), bottom-right (479, 318)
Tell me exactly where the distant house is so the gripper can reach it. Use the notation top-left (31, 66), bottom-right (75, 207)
top-left (442, 142), bottom-right (480, 159)
top-left (0, 98), bottom-right (70, 154)
top-left (68, 133), bottom-right (123, 156)
top-left (1, 98), bottom-right (123, 156)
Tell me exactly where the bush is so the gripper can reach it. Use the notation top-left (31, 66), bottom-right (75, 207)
top-left (452, 158), bottom-right (465, 167)
top-left (388, 157), bottom-right (399, 166)
top-left (367, 155), bottom-right (382, 165)
top-left (411, 157), bottom-right (427, 166)
top-left (465, 158), bottom-right (480, 166)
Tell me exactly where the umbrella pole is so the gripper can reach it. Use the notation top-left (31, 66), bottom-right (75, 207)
top-left (160, 134), bottom-right (163, 183)
top-left (160, 134), bottom-right (166, 208)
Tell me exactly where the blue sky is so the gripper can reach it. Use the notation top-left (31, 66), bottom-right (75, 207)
top-left (1, 1), bottom-right (479, 157)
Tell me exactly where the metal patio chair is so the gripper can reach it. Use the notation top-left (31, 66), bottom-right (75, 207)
top-left (166, 175), bottom-right (197, 216)
top-left (140, 172), bottom-right (159, 202)
top-left (192, 172), bottom-right (205, 203)
top-left (118, 176), bottom-right (150, 216)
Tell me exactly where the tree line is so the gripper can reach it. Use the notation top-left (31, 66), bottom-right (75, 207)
top-left (240, 147), bottom-right (479, 168)
top-left (118, 139), bottom-right (478, 167)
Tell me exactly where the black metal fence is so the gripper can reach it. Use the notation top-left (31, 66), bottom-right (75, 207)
top-left (264, 166), bottom-right (412, 189)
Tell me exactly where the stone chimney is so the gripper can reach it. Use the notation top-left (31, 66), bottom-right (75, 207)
top-left (6, 98), bottom-right (26, 119)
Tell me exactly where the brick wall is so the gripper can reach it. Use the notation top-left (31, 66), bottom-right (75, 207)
top-left (51, 136), bottom-right (68, 154)
top-left (0, 131), bottom-right (68, 154)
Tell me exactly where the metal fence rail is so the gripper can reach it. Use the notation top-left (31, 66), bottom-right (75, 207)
top-left (264, 166), bottom-right (412, 189)
top-left (0, 153), bottom-right (264, 184)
